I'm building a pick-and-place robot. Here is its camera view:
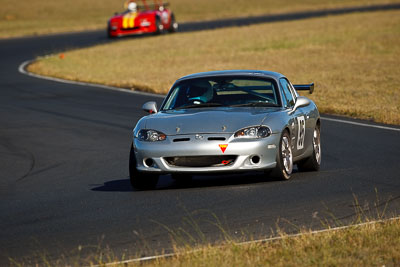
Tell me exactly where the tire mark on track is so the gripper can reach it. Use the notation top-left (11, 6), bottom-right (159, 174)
top-left (18, 163), bottom-right (63, 181)
top-left (0, 138), bottom-right (36, 182)
top-left (16, 148), bottom-right (35, 181)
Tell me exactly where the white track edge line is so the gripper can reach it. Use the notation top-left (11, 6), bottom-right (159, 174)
top-left (18, 60), bottom-right (165, 98)
top-left (19, 59), bottom-right (400, 132)
top-left (321, 117), bottom-right (400, 132)
top-left (91, 216), bottom-right (400, 266)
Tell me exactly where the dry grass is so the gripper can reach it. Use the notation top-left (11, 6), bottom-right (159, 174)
top-left (134, 219), bottom-right (400, 267)
top-left (9, 218), bottom-right (400, 266)
top-left (28, 10), bottom-right (400, 125)
top-left (1, 0), bottom-right (398, 38)
top-left (52, 218), bottom-right (396, 267)
top-left (0, 0), bottom-right (121, 38)
top-left (10, 219), bottom-right (400, 266)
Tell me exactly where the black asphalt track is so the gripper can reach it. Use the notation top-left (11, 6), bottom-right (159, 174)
top-left (1, 4), bottom-right (400, 265)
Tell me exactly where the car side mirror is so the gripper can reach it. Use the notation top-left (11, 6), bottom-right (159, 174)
top-left (142, 101), bottom-right (158, 114)
top-left (289, 96), bottom-right (310, 114)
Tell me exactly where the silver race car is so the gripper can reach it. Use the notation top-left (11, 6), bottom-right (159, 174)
top-left (130, 70), bottom-right (321, 189)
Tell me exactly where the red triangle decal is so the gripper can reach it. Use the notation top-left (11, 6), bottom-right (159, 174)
top-left (219, 144), bottom-right (228, 153)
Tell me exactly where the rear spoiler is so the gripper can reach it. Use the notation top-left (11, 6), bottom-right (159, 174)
top-left (293, 83), bottom-right (314, 94)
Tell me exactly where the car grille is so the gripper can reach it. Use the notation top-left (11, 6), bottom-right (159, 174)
top-left (121, 27), bottom-right (140, 31)
top-left (172, 137), bottom-right (227, 142)
top-left (164, 156), bottom-right (237, 168)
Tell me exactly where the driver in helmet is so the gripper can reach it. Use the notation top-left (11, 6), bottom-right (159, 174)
top-left (127, 1), bottom-right (137, 12)
top-left (187, 80), bottom-right (213, 103)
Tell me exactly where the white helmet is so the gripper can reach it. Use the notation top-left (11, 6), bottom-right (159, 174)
top-left (128, 2), bottom-right (137, 12)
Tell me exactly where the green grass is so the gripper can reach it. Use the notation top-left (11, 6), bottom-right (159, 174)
top-left (1, 0), bottom-right (398, 38)
top-left (28, 10), bottom-right (400, 125)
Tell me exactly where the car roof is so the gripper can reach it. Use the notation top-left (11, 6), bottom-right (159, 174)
top-left (176, 70), bottom-right (286, 82)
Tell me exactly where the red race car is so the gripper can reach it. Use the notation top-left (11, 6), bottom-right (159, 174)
top-left (108, 0), bottom-right (178, 38)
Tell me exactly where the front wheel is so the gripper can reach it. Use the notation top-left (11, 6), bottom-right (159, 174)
top-left (168, 14), bottom-right (178, 33)
top-left (297, 124), bottom-right (321, 171)
top-left (129, 144), bottom-right (159, 190)
top-left (107, 27), bottom-right (115, 39)
top-left (154, 17), bottom-right (163, 35)
top-left (270, 131), bottom-right (293, 180)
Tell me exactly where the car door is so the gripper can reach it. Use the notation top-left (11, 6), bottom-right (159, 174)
top-left (288, 81), bottom-right (314, 154)
top-left (279, 78), bottom-right (307, 158)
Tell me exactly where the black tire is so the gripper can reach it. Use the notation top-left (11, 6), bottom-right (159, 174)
top-left (168, 14), bottom-right (178, 33)
top-left (154, 17), bottom-right (163, 35)
top-left (107, 33), bottom-right (116, 39)
top-left (107, 28), bottom-right (114, 39)
top-left (270, 130), bottom-right (293, 180)
top-left (129, 144), bottom-right (159, 190)
top-left (297, 124), bottom-right (321, 172)
top-left (107, 22), bottom-right (117, 39)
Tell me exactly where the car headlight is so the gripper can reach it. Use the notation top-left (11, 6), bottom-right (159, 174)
top-left (234, 126), bottom-right (271, 139)
top-left (137, 129), bottom-right (166, 142)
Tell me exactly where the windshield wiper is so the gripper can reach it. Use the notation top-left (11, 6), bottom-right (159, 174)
top-left (230, 102), bottom-right (278, 107)
top-left (175, 103), bottom-right (224, 109)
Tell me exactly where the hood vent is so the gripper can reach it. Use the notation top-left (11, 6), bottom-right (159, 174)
top-left (208, 137), bottom-right (226, 141)
top-left (173, 138), bottom-right (190, 142)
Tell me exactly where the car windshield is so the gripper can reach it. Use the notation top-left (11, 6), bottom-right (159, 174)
top-left (161, 76), bottom-right (281, 110)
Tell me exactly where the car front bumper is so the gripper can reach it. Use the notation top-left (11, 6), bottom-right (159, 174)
top-left (133, 133), bottom-right (280, 174)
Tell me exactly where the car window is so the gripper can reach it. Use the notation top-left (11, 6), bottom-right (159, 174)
top-left (279, 78), bottom-right (295, 108)
top-left (162, 77), bottom-right (281, 110)
top-left (288, 82), bottom-right (299, 98)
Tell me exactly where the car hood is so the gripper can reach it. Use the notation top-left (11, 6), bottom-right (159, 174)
top-left (139, 107), bottom-right (280, 135)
